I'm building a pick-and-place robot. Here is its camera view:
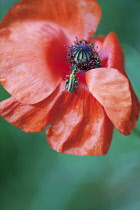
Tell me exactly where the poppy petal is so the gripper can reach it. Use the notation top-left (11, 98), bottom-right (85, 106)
top-left (0, 85), bottom-right (63, 132)
top-left (1, 0), bottom-right (101, 39)
top-left (0, 21), bottom-right (70, 104)
top-left (89, 35), bottom-right (105, 50)
top-left (129, 86), bottom-right (140, 129)
top-left (98, 32), bottom-right (125, 73)
top-left (85, 68), bottom-right (133, 135)
top-left (46, 85), bottom-right (114, 156)
top-left (101, 32), bottom-right (139, 129)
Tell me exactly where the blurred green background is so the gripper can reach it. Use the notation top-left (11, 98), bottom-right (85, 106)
top-left (0, 0), bottom-right (140, 210)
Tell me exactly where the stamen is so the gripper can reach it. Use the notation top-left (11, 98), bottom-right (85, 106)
top-left (66, 37), bottom-right (101, 72)
top-left (64, 38), bottom-right (101, 93)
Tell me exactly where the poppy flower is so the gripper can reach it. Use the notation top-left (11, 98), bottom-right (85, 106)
top-left (0, 0), bottom-right (139, 156)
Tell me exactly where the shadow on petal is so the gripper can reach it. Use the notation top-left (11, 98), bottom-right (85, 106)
top-left (0, 21), bottom-right (71, 104)
top-left (47, 85), bottom-right (114, 156)
top-left (85, 67), bottom-right (139, 135)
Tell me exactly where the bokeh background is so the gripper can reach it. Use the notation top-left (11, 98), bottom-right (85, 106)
top-left (0, 0), bottom-right (140, 209)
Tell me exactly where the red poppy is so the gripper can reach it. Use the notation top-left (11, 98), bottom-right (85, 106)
top-left (0, 0), bottom-right (139, 156)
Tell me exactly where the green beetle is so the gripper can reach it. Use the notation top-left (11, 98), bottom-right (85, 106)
top-left (65, 67), bottom-right (78, 93)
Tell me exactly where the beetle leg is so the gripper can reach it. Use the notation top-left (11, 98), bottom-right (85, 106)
top-left (74, 80), bottom-right (78, 88)
top-left (65, 79), bottom-right (69, 90)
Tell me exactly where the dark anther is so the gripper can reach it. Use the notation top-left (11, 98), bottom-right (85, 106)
top-left (65, 37), bottom-right (101, 72)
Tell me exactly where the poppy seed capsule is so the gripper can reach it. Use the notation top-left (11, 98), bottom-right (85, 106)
top-left (72, 44), bottom-right (93, 64)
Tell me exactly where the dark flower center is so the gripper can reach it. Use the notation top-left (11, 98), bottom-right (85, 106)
top-left (66, 38), bottom-right (101, 72)
top-left (72, 44), bottom-right (93, 64)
